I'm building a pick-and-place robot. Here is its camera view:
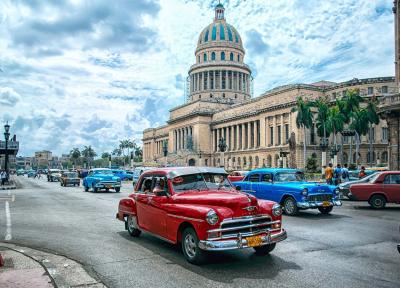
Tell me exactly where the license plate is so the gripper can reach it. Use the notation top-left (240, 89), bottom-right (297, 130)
top-left (106, 185), bottom-right (112, 188)
top-left (322, 201), bottom-right (331, 207)
top-left (246, 235), bottom-right (263, 247)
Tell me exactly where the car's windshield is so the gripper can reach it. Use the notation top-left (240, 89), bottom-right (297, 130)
top-left (274, 171), bottom-right (305, 182)
top-left (50, 170), bottom-right (60, 174)
top-left (94, 170), bottom-right (113, 175)
top-left (172, 173), bottom-right (232, 192)
top-left (369, 173), bottom-right (382, 183)
top-left (65, 172), bottom-right (78, 178)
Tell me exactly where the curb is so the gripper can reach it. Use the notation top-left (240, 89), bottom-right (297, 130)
top-left (0, 186), bottom-right (16, 190)
top-left (0, 242), bottom-right (107, 288)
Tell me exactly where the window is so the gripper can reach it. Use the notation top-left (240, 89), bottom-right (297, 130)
top-left (368, 87), bottom-right (373, 95)
top-left (212, 25), bottom-right (217, 40)
top-left (222, 93), bottom-right (225, 98)
top-left (285, 124), bottom-right (289, 142)
top-left (227, 26), bottom-right (233, 41)
top-left (261, 174), bottom-right (272, 183)
top-left (277, 125), bottom-right (281, 145)
top-left (367, 151), bottom-right (375, 163)
top-left (270, 127), bottom-right (274, 145)
top-left (221, 52), bottom-right (225, 60)
top-left (235, 33), bottom-right (239, 43)
top-left (211, 52), bottom-right (216, 61)
top-left (382, 127), bottom-right (388, 143)
top-left (382, 86), bottom-right (388, 93)
top-left (368, 127), bottom-right (375, 142)
top-left (138, 176), bottom-right (153, 193)
top-left (203, 53), bottom-right (207, 62)
top-left (230, 52), bottom-right (234, 61)
top-left (152, 176), bottom-right (168, 194)
top-left (197, 56), bottom-right (200, 63)
top-left (237, 54), bottom-right (240, 62)
top-left (384, 174), bottom-right (400, 184)
top-left (219, 23), bottom-right (225, 40)
top-left (381, 151), bottom-right (388, 163)
top-left (199, 95), bottom-right (201, 99)
top-left (204, 30), bottom-right (209, 42)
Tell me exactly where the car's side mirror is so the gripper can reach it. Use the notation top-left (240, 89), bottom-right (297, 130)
top-left (236, 186), bottom-right (241, 191)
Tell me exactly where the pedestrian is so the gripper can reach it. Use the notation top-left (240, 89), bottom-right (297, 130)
top-left (325, 163), bottom-right (334, 185)
top-left (334, 164), bottom-right (343, 185)
top-left (342, 163), bottom-right (349, 183)
top-left (359, 166), bottom-right (366, 179)
top-left (1, 170), bottom-right (7, 186)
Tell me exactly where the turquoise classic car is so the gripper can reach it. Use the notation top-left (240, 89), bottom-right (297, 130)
top-left (83, 168), bottom-right (121, 193)
top-left (234, 168), bottom-right (342, 216)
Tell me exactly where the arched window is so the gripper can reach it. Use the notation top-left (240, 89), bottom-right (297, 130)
top-left (243, 157), bottom-right (247, 166)
top-left (197, 56), bottom-right (200, 63)
top-left (267, 155), bottom-right (272, 167)
top-left (381, 151), bottom-right (388, 163)
top-left (221, 52), bottom-right (225, 61)
top-left (212, 25), bottom-right (217, 41)
top-left (230, 52), bottom-right (234, 61)
top-left (204, 30), bottom-right (209, 42)
top-left (219, 23), bottom-right (225, 40)
top-left (211, 52), bottom-right (216, 61)
top-left (203, 53), bottom-right (207, 62)
top-left (222, 93), bottom-right (225, 98)
top-left (235, 33), bottom-right (239, 43)
top-left (227, 26), bottom-right (233, 41)
top-left (255, 156), bottom-right (259, 167)
top-left (237, 54), bottom-right (240, 62)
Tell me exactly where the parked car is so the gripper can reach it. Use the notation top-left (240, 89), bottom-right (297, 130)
top-left (348, 169), bottom-right (376, 181)
top-left (132, 167), bottom-right (153, 186)
top-left (338, 172), bottom-right (379, 199)
top-left (348, 171), bottom-right (400, 209)
top-left (234, 168), bottom-right (342, 216)
top-left (16, 169), bottom-right (25, 176)
top-left (83, 168), bottom-right (121, 193)
top-left (111, 169), bottom-right (133, 181)
top-left (116, 167), bottom-right (287, 264)
top-left (27, 170), bottom-right (36, 178)
top-left (228, 171), bottom-right (248, 182)
top-left (47, 169), bottom-right (61, 182)
top-left (60, 171), bottom-right (80, 187)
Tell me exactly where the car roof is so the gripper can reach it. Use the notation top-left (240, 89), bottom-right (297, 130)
top-left (249, 168), bottom-right (301, 174)
top-left (143, 166), bottom-right (227, 179)
top-left (91, 168), bottom-right (111, 171)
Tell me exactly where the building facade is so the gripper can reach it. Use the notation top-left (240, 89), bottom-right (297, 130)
top-left (143, 4), bottom-right (399, 170)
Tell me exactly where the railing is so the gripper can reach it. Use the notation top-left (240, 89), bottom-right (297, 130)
top-left (0, 141), bottom-right (19, 150)
top-left (379, 94), bottom-right (400, 107)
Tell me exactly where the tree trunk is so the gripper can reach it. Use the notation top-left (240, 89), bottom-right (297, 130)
top-left (303, 126), bottom-right (307, 169)
top-left (368, 124), bottom-right (373, 167)
top-left (349, 135), bottom-right (353, 166)
top-left (355, 132), bottom-right (360, 168)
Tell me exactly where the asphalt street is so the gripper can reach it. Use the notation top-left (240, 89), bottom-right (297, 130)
top-left (1, 176), bottom-right (399, 288)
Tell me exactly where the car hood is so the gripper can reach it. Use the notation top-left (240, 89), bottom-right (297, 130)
top-left (93, 175), bottom-right (120, 181)
top-left (172, 190), bottom-right (259, 213)
top-left (275, 182), bottom-right (334, 194)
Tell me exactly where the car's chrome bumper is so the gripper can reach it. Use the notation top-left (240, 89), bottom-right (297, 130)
top-left (198, 229), bottom-right (287, 251)
top-left (94, 182), bottom-right (121, 188)
top-left (297, 200), bottom-right (342, 209)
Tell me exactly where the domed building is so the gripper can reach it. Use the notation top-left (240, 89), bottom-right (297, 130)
top-left (142, 3), bottom-right (397, 170)
top-left (188, 4), bottom-right (252, 103)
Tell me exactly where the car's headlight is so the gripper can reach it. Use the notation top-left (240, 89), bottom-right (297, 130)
top-left (301, 188), bottom-right (308, 196)
top-left (206, 209), bottom-right (219, 225)
top-left (272, 203), bottom-right (282, 217)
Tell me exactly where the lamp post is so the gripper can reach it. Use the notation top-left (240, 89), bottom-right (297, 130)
top-left (4, 122), bottom-right (10, 177)
top-left (218, 137), bottom-right (227, 168)
top-left (330, 145), bottom-right (341, 166)
top-left (162, 140), bottom-right (168, 167)
top-left (320, 137), bottom-right (329, 173)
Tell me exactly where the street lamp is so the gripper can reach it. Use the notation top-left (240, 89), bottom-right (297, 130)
top-left (330, 145), bottom-right (341, 166)
top-left (218, 137), bottom-right (227, 168)
top-left (162, 140), bottom-right (168, 167)
top-left (4, 122), bottom-right (10, 177)
top-left (319, 137), bottom-right (329, 173)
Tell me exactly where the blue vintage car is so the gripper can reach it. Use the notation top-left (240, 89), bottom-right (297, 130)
top-left (111, 169), bottom-right (133, 181)
top-left (83, 168), bottom-right (121, 193)
top-left (234, 168), bottom-right (341, 215)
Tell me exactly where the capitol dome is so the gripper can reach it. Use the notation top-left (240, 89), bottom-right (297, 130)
top-left (188, 3), bottom-right (252, 103)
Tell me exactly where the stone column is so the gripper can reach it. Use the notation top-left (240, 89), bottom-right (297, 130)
top-left (254, 120), bottom-right (258, 148)
top-left (248, 122), bottom-right (252, 149)
top-left (388, 113), bottom-right (400, 170)
top-left (241, 123), bottom-right (245, 150)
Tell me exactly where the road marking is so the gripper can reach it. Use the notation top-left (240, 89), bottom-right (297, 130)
top-left (5, 201), bottom-right (12, 241)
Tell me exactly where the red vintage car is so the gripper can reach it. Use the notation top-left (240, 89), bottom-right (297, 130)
top-left (348, 171), bottom-right (400, 209)
top-left (116, 167), bottom-right (287, 264)
top-left (228, 170), bottom-right (248, 183)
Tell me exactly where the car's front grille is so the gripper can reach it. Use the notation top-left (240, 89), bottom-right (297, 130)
top-left (100, 181), bottom-right (117, 185)
top-left (208, 216), bottom-right (279, 240)
top-left (308, 194), bottom-right (332, 202)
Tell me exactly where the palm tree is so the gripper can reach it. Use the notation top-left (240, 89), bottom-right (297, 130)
top-left (350, 109), bottom-right (369, 167)
top-left (82, 146), bottom-right (97, 168)
top-left (365, 98), bottom-right (380, 167)
top-left (292, 96), bottom-right (313, 169)
top-left (311, 98), bottom-right (330, 170)
top-left (69, 148), bottom-right (81, 168)
top-left (326, 106), bottom-right (346, 148)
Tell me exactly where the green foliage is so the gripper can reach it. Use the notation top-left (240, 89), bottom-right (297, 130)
top-left (292, 96), bottom-right (313, 129)
top-left (305, 155), bottom-right (319, 173)
top-left (348, 163), bottom-right (357, 170)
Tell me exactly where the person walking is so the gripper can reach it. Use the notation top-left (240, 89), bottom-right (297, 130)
top-left (341, 163), bottom-right (349, 183)
top-left (334, 164), bottom-right (343, 186)
top-left (1, 170), bottom-right (7, 186)
top-left (325, 163), bottom-right (334, 185)
top-left (359, 166), bottom-right (366, 179)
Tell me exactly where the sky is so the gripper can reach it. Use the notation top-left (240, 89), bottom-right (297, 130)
top-left (0, 0), bottom-right (395, 156)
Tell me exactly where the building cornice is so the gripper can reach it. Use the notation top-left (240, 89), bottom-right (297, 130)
top-left (188, 61), bottom-right (251, 74)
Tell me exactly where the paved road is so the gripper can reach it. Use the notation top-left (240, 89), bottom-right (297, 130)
top-left (1, 176), bottom-right (399, 288)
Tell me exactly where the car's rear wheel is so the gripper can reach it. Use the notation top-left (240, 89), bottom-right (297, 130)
top-left (318, 206), bottom-right (333, 214)
top-left (84, 185), bottom-right (89, 192)
top-left (127, 215), bottom-right (141, 237)
top-left (181, 227), bottom-right (206, 265)
top-left (369, 195), bottom-right (386, 209)
top-left (283, 197), bottom-right (298, 216)
top-left (115, 187), bottom-right (121, 193)
top-left (253, 243), bottom-right (276, 255)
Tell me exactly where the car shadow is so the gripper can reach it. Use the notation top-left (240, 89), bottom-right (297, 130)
top-left (288, 210), bottom-right (352, 219)
top-left (352, 205), bottom-right (400, 211)
top-left (117, 231), bottom-right (301, 283)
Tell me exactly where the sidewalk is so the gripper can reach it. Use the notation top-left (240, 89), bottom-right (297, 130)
top-left (0, 175), bottom-right (17, 190)
top-left (0, 243), bottom-right (106, 288)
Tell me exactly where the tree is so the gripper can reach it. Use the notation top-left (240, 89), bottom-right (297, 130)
top-left (292, 96), bottom-right (313, 168)
top-left (312, 98), bottom-right (329, 138)
top-left (101, 152), bottom-right (111, 159)
top-left (326, 105), bottom-right (345, 147)
top-left (81, 146), bottom-right (97, 168)
top-left (349, 109), bottom-right (369, 167)
top-left (305, 155), bottom-right (319, 173)
top-left (69, 148), bottom-right (81, 167)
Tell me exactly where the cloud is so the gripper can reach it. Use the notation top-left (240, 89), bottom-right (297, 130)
top-left (0, 87), bottom-right (21, 106)
top-left (84, 114), bottom-right (112, 133)
top-left (245, 29), bottom-right (269, 55)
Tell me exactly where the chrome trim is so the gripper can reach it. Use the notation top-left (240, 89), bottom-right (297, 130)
top-left (297, 200), bottom-right (342, 208)
top-left (219, 215), bottom-right (270, 225)
top-left (207, 228), bottom-right (282, 241)
top-left (198, 229), bottom-right (287, 251)
top-left (208, 220), bottom-right (280, 233)
top-left (167, 214), bottom-right (205, 223)
top-left (141, 228), bottom-right (175, 244)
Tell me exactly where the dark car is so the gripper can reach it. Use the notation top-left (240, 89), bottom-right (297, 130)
top-left (338, 172), bottom-right (378, 199)
top-left (60, 172), bottom-right (80, 187)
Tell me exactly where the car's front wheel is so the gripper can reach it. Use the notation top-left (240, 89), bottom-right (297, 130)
top-left (115, 187), bottom-right (121, 193)
top-left (92, 184), bottom-right (98, 193)
top-left (318, 206), bottom-right (333, 214)
top-left (283, 197), bottom-right (298, 216)
top-left (253, 243), bottom-right (276, 255)
top-left (127, 215), bottom-right (141, 237)
top-left (181, 227), bottom-right (206, 265)
top-left (84, 184), bottom-right (89, 192)
top-left (369, 195), bottom-right (386, 209)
